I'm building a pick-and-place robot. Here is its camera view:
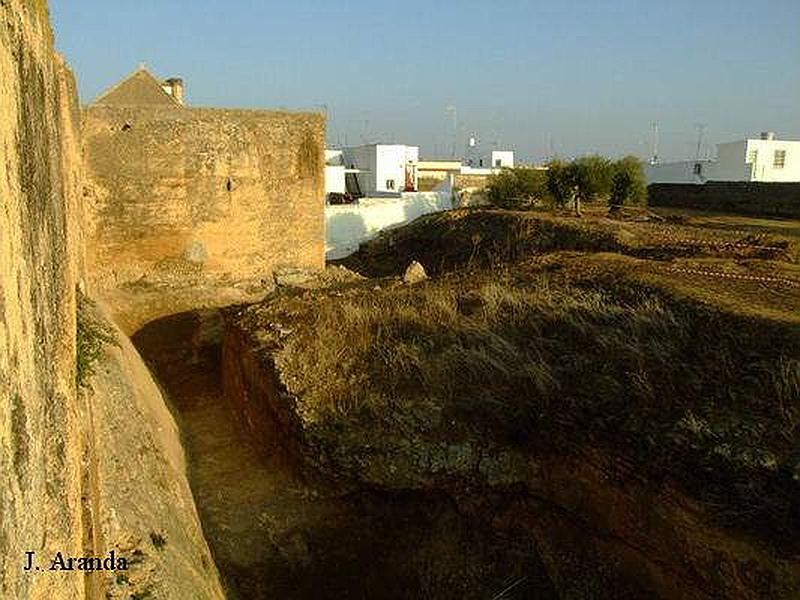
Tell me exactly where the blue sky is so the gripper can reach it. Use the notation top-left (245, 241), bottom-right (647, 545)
top-left (50, 0), bottom-right (800, 162)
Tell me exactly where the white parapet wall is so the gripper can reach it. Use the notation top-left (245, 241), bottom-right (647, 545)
top-left (326, 189), bottom-right (453, 260)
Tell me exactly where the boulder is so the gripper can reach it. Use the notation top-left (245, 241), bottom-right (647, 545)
top-left (403, 261), bottom-right (428, 284)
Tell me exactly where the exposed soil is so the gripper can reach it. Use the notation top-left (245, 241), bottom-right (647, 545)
top-left (132, 310), bottom-right (553, 600)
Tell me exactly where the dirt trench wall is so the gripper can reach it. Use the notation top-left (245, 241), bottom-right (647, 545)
top-left (221, 318), bottom-right (309, 469)
top-left (0, 3), bottom-right (85, 597)
top-left (83, 104), bottom-right (326, 334)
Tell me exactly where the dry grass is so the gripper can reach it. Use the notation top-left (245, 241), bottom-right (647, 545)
top-left (238, 208), bottom-right (800, 547)
top-left (246, 268), bottom-right (800, 545)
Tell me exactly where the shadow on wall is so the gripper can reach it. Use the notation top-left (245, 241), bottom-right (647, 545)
top-left (326, 211), bottom-right (367, 260)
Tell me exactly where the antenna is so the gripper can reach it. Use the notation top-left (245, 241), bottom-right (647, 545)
top-left (445, 105), bottom-right (457, 158)
top-left (694, 123), bottom-right (706, 160)
top-left (650, 122), bottom-right (659, 164)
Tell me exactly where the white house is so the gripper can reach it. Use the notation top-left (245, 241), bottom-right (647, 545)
top-left (715, 134), bottom-right (800, 182)
top-left (647, 133), bottom-right (800, 184)
top-left (488, 150), bottom-right (514, 169)
top-left (341, 144), bottom-right (420, 195)
top-left (464, 146), bottom-right (515, 170)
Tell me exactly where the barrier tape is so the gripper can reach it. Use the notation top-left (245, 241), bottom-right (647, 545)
top-left (661, 266), bottom-right (800, 287)
top-left (641, 235), bottom-right (787, 252)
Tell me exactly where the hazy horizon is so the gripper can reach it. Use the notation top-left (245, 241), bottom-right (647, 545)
top-left (50, 0), bottom-right (800, 163)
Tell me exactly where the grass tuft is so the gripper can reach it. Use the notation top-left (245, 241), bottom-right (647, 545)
top-left (76, 292), bottom-right (118, 389)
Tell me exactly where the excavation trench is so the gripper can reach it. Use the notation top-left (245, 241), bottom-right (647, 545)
top-left (132, 309), bottom-right (551, 600)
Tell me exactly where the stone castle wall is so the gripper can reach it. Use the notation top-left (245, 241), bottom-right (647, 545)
top-left (83, 105), bottom-right (326, 333)
top-left (2, 3), bottom-right (226, 598)
top-left (0, 3), bottom-right (85, 597)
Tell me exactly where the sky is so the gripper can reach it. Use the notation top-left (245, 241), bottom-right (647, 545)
top-left (50, 0), bottom-right (800, 163)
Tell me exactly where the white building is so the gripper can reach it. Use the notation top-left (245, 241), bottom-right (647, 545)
top-left (488, 150), bottom-right (514, 169)
top-left (341, 144), bottom-right (419, 195)
top-left (464, 144), bottom-right (515, 170)
top-left (647, 133), bottom-right (800, 184)
top-left (325, 150), bottom-right (346, 195)
top-left (715, 134), bottom-right (799, 182)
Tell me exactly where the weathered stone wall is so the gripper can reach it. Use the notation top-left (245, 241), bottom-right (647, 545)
top-left (454, 173), bottom-right (490, 190)
top-left (83, 105), bottom-right (326, 334)
top-left (0, 2), bottom-right (84, 597)
top-left (2, 3), bottom-right (228, 598)
top-left (649, 182), bottom-right (800, 218)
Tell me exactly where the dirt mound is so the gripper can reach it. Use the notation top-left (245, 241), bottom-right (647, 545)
top-left (227, 261), bottom-right (800, 598)
top-left (339, 208), bottom-right (798, 278)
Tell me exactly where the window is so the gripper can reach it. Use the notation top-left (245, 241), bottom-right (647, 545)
top-left (774, 150), bottom-right (786, 169)
top-left (747, 149), bottom-right (758, 164)
top-left (693, 162), bottom-right (703, 175)
top-left (385, 179), bottom-right (396, 190)
top-left (495, 159), bottom-right (502, 167)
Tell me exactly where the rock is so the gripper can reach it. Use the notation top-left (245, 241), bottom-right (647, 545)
top-left (403, 261), bottom-right (427, 284)
top-left (273, 266), bottom-right (317, 288)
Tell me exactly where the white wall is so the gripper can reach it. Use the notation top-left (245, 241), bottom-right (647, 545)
top-left (325, 189), bottom-right (453, 259)
top-left (709, 139), bottom-right (800, 182)
top-left (376, 145), bottom-right (408, 193)
top-left (741, 139), bottom-right (800, 182)
top-left (490, 150), bottom-right (514, 168)
top-left (711, 141), bottom-right (751, 181)
top-left (342, 144), bottom-right (420, 195)
top-left (646, 160), bottom-right (714, 184)
top-left (325, 165), bottom-right (346, 194)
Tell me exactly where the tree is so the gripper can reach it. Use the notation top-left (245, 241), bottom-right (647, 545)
top-left (485, 167), bottom-right (548, 209)
top-left (545, 159), bottom-right (575, 209)
top-left (609, 156), bottom-right (648, 209)
top-left (572, 155), bottom-right (613, 202)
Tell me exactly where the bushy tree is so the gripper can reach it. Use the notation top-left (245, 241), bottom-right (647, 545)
top-left (609, 156), bottom-right (648, 208)
top-left (572, 155), bottom-right (613, 202)
top-left (545, 159), bottom-right (575, 209)
top-left (485, 167), bottom-right (548, 209)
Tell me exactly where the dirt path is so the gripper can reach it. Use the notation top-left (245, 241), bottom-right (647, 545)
top-left (133, 312), bottom-right (331, 598)
top-left (168, 358), bottom-right (299, 598)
